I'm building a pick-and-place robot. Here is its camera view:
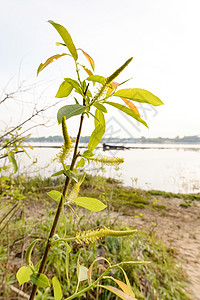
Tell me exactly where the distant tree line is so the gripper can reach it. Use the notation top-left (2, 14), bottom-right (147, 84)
top-left (26, 135), bottom-right (200, 144)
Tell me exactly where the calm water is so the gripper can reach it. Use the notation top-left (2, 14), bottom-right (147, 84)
top-left (16, 143), bottom-right (200, 194)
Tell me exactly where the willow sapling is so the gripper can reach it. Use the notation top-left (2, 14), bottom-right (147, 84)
top-left (16, 20), bottom-right (163, 300)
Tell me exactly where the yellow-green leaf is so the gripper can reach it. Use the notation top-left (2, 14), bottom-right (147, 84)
top-left (106, 101), bottom-right (148, 128)
top-left (8, 151), bottom-right (18, 173)
top-left (52, 276), bottom-right (63, 300)
top-left (16, 266), bottom-right (33, 285)
top-left (47, 190), bottom-right (62, 202)
top-left (25, 239), bottom-right (40, 267)
top-left (104, 276), bottom-right (135, 297)
top-left (74, 197), bottom-right (107, 212)
top-left (30, 273), bottom-right (50, 287)
top-left (88, 124), bottom-right (105, 151)
top-left (114, 88), bottom-right (163, 106)
top-left (78, 265), bottom-right (88, 282)
top-left (37, 53), bottom-right (66, 76)
top-left (56, 81), bottom-right (73, 98)
top-left (94, 109), bottom-right (105, 128)
top-left (48, 21), bottom-right (78, 61)
top-left (99, 285), bottom-right (136, 300)
top-left (93, 103), bottom-right (107, 113)
top-left (80, 49), bottom-right (95, 71)
top-left (81, 65), bottom-right (93, 76)
top-left (86, 75), bottom-right (106, 84)
top-left (87, 257), bottom-right (110, 284)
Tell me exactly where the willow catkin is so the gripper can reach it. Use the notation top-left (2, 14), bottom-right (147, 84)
top-left (56, 116), bottom-right (72, 165)
top-left (89, 156), bottom-right (124, 166)
top-left (73, 228), bottom-right (137, 244)
top-left (92, 57), bottom-right (133, 103)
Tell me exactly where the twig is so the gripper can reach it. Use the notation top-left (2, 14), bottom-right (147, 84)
top-left (29, 84), bottom-right (89, 299)
top-left (10, 285), bottom-right (29, 299)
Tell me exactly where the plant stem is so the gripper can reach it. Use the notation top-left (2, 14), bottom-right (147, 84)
top-left (29, 85), bottom-right (88, 300)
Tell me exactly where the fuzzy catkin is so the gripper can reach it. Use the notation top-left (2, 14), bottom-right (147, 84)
top-left (74, 228), bottom-right (137, 244)
top-left (92, 57), bottom-right (133, 103)
top-left (56, 116), bottom-right (72, 165)
top-left (89, 156), bottom-right (124, 166)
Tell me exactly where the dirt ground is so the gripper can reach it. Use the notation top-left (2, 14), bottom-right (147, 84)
top-left (108, 196), bottom-right (200, 300)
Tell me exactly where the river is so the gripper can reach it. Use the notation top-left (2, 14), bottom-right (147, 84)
top-left (16, 143), bottom-right (200, 194)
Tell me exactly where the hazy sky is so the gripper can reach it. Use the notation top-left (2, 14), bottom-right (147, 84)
top-left (1, 0), bottom-right (200, 139)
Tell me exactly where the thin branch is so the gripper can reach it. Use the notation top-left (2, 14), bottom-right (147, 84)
top-left (29, 84), bottom-right (89, 300)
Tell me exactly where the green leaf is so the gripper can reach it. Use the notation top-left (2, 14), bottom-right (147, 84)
top-left (94, 109), bottom-right (105, 127)
top-left (48, 20), bottom-right (78, 61)
top-left (25, 239), bottom-right (40, 267)
top-left (65, 243), bottom-right (71, 286)
top-left (88, 124), bottom-right (105, 151)
top-left (106, 101), bottom-right (148, 128)
top-left (99, 285), bottom-right (136, 300)
top-left (47, 190), bottom-right (62, 202)
top-left (74, 197), bottom-right (107, 212)
top-left (16, 266), bottom-right (33, 285)
top-left (56, 81), bottom-right (73, 98)
top-left (78, 265), bottom-right (88, 282)
top-left (57, 104), bottom-right (86, 123)
top-left (8, 151), bottom-right (18, 173)
top-left (63, 169), bottom-right (78, 182)
top-left (86, 75), bottom-right (106, 84)
top-left (51, 170), bottom-right (64, 177)
top-left (93, 102), bottom-right (107, 113)
top-left (114, 88), bottom-right (163, 106)
top-left (37, 53), bottom-right (66, 76)
top-left (64, 78), bottom-right (83, 96)
top-left (82, 150), bottom-right (94, 158)
top-left (52, 276), bottom-right (63, 300)
top-left (76, 158), bottom-right (85, 168)
top-left (30, 273), bottom-right (50, 288)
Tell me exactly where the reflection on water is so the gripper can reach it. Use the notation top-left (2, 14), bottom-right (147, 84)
top-left (14, 143), bottom-right (200, 194)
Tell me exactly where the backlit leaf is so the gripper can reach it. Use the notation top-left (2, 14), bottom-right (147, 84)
top-left (81, 65), bottom-right (93, 76)
top-left (8, 151), bottom-right (17, 173)
top-left (87, 257), bottom-right (110, 284)
top-left (74, 197), bottom-right (107, 212)
top-left (82, 150), bottom-right (94, 158)
top-left (121, 98), bottom-right (140, 115)
top-left (16, 266), bottom-right (33, 285)
top-left (106, 101), bottom-right (148, 128)
top-left (88, 124), bottom-right (105, 151)
top-left (48, 21), bottom-right (78, 61)
top-left (76, 158), bottom-right (85, 168)
top-left (47, 190), bottom-right (62, 202)
top-left (25, 239), bottom-right (40, 267)
top-left (56, 81), bottom-right (73, 98)
top-left (37, 53), bottom-right (66, 76)
top-left (107, 81), bottom-right (119, 96)
top-left (78, 265), bottom-right (88, 282)
top-left (64, 78), bottom-right (83, 96)
top-left (105, 276), bottom-right (135, 297)
top-left (52, 276), bottom-right (63, 300)
top-left (114, 88), bottom-right (163, 106)
top-left (30, 273), bottom-right (50, 287)
top-left (57, 104), bottom-right (86, 123)
top-left (86, 75), bottom-right (106, 84)
top-left (99, 285), bottom-right (136, 300)
top-left (51, 170), bottom-right (64, 177)
top-left (93, 103), bottom-right (107, 113)
top-left (80, 49), bottom-right (95, 71)
top-left (94, 109), bottom-right (105, 128)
